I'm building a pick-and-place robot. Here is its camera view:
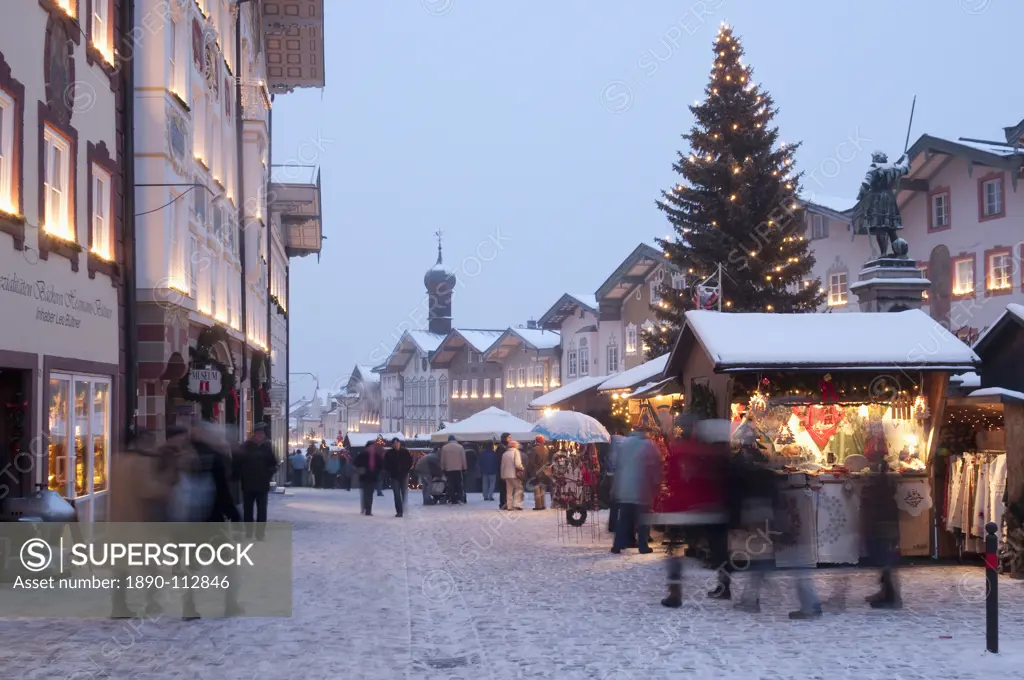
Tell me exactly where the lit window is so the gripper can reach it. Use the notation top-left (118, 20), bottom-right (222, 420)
top-left (471, 378), bottom-right (478, 398)
top-left (982, 178), bottom-right (1003, 217)
top-left (988, 252), bottom-right (1012, 291)
top-left (507, 368), bottom-right (514, 389)
top-left (518, 367), bottom-right (526, 387)
top-left (930, 192), bottom-right (949, 229)
top-left (56, 0), bottom-right (76, 17)
top-left (0, 89), bottom-right (17, 214)
top-left (43, 126), bottom-right (73, 241)
top-left (827, 272), bottom-right (847, 306)
top-left (625, 324), bottom-right (638, 356)
top-left (954, 258), bottom-right (974, 296)
top-left (90, 164), bottom-right (112, 259)
top-left (920, 266), bottom-right (929, 301)
top-left (91, 0), bottom-right (113, 63)
top-left (482, 378), bottom-right (491, 398)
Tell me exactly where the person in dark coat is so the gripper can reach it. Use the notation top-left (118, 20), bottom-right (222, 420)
top-left (862, 458), bottom-right (902, 608)
top-left (235, 423), bottom-right (278, 540)
top-left (478, 442), bottom-right (499, 501)
top-left (496, 433), bottom-right (510, 509)
top-left (384, 438), bottom-right (414, 517)
top-left (354, 444), bottom-right (383, 515)
top-left (310, 445), bottom-right (327, 488)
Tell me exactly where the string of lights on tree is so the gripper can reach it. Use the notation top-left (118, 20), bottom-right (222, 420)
top-left (644, 23), bottom-right (824, 359)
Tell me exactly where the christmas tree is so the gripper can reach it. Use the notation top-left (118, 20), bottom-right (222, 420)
top-left (644, 23), bottom-right (825, 359)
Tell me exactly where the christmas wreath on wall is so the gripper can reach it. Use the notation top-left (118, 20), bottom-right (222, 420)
top-left (178, 325), bottom-right (237, 420)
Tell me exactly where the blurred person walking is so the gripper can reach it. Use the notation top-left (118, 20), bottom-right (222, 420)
top-left (289, 449), bottom-right (306, 487)
top-left (862, 458), bottom-right (902, 609)
top-left (606, 432), bottom-right (625, 533)
top-left (440, 435), bottom-right (467, 505)
top-left (611, 428), bottom-right (660, 555)
top-left (385, 437), bottom-right (413, 517)
top-left (501, 440), bottom-right (525, 510)
top-left (479, 440), bottom-right (499, 501)
top-left (236, 423), bottom-right (278, 541)
top-left (528, 435), bottom-right (551, 510)
top-left (310, 445), bottom-right (326, 488)
top-left (354, 442), bottom-right (383, 515)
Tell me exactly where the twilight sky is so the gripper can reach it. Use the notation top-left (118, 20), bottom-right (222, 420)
top-left (274, 0), bottom-right (1022, 401)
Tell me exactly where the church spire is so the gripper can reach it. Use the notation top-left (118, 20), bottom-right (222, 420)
top-left (435, 228), bottom-right (444, 265)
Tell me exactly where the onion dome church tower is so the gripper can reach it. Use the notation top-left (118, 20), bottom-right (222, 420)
top-left (424, 230), bottom-right (456, 335)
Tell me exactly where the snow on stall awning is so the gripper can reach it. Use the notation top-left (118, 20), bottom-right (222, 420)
top-left (968, 387), bottom-right (1024, 403)
top-left (598, 354), bottom-right (670, 392)
top-left (429, 407), bottom-right (535, 442)
top-left (951, 372), bottom-right (981, 388)
top-left (680, 309), bottom-right (979, 372)
top-left (530, 375), bottom-right (610, 409)
top-left (627, 377), bottom-right (683, 400)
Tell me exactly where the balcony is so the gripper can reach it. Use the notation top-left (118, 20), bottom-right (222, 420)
top-left (270, 165), bottom-right (323, 259)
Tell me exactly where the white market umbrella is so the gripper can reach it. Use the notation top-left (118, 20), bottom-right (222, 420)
top-left (430, 407), bottom-right (534, 443)
top-left (531, 411), bottom-right (610, 444)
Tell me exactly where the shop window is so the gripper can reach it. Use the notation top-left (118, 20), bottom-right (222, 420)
top-left (625, 323), bottom-right (638, 356)
top-left (579, 337), bottom-right (590, 376)
top-left (43, 126), bottom-right (73, 241)
top-left (90, 163), bottom-right (112, 259)
top-left (953, 256), bottom-right (975, 296)
top-left (827, 272), bottom-right (848, 306)
top-left (48, 373), bottom-right (110, 515)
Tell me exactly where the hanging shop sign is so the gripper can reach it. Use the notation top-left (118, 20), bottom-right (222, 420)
top-left (188, 367), bottom-right (223, 395)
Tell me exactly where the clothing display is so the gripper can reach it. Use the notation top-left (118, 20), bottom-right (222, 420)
top-left (942, 451), bottom-right (1006, 553)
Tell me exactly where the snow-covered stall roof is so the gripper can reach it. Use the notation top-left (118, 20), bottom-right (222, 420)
top-left (968, 387), bottom-right (1024, 403)
top-left (678, 309), bottom-right (979, 372)
top-left (429, 407), bottom-right (535, 442)
top-left (973, 302), bottom-right (1024, 353)
top-left (950, 372), bottom-right (981, 388)
top-left (530, 375), bottom-right (610, 409)
top-left (598, 354), bottom-right (670, 392)
top-left (345, 432), bottom-right (385, 448)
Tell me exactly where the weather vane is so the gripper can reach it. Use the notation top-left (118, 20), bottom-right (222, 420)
top-left (434, 229), bottom-right (444, 262)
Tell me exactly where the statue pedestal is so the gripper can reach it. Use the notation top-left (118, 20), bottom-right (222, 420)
top-left (849, 258), bottom-right (929, 312)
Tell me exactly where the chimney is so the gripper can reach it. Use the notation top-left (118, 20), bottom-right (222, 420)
top-left (526, 319), bottom-right (537, 330)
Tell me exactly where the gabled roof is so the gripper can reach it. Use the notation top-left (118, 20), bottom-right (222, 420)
top-left (972, 303), bottom-right (1024, 358)
top-left (537, 293), bottom-right (599, 330)
top-left (667, 309), bottom-right (979, 374)
top-left (900, 133), bottom-right (1024, 206)
top-left (431, 329), bottom-right (505, 368)
top-left (594, 243), bottom-right (664, 305)
top-left (353, 364), bottom-right (379, 384)
top-left (484, 327), bottom-right (561, 361)
top-left (382, 330), bottom-right (448, 372)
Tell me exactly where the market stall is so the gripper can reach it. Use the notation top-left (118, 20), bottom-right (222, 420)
top-left (428, 407), bottom-right (534, 442)
top-left (663, 309), bottom-right (980, 566)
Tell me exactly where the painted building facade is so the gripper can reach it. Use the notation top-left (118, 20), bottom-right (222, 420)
top-left (538, 293), bottom-right (600, 386)
top-left (432, 329), bottom-right (504, 422)
top-left (0, 0), bottom-right (128, 520)
top-left (484, 326), bottom-right (561, 423)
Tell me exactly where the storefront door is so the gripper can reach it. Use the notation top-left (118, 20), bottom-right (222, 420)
top-left (47, 373), bottom-right (111, 522)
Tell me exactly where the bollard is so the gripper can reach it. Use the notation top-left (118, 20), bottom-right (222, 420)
top-left (985, 521), bottom-right (998, 654)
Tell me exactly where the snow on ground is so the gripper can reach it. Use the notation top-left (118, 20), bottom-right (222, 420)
top-left (2, 488), bottom-right (1022, 679)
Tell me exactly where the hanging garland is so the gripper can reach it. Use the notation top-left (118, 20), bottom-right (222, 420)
top-left (178, 325), bottom-right (236, 418)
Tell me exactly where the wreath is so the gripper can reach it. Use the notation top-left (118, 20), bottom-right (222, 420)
top-left (178, 325), bottom-right (236, 417)
top-left (566, 505), bottom-right (588, 527)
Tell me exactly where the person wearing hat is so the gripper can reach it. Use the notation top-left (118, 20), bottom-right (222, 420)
top-left (440, 434), bottom-right (467, 505)
top-left (384, 437), bottom-right (413, 517)
top-left (527, 435), bottom-right (551, 510)
top-left (236, 423), bottom-right (279, 540)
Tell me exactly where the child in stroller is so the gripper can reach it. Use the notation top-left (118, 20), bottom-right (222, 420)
top-left (415, 449), bottom-right (446, 506)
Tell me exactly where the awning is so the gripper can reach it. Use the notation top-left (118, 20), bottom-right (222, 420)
top-left (627, 377), bottom-right (682, 400)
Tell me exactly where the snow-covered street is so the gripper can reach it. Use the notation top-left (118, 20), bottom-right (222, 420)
top-left (3, 487), bottom-right (1023, 679)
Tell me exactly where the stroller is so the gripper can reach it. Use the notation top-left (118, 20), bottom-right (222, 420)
top-left (428, 475), bottom-right (448, 504)
top-left (415, 450), bottom-right (447, 506)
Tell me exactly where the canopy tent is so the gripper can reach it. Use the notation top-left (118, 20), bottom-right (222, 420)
top-left (430, 407), bottom-right (535, 442)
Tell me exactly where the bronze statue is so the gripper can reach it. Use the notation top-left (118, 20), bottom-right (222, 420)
top-left (854, 151), bottom-right (912, 259)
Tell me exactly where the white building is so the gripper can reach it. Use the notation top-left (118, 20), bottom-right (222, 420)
top-left (380, 330), bottom-right (448, 439)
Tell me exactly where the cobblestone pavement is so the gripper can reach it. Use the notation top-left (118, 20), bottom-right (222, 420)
top-left (1, 487), bottom-right (1022, 679)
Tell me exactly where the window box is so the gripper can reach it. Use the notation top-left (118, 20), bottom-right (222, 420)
top-left (927, 187), bottom-right (951, 232)
top-left (952, 255), bottom-right (976, 299)
top-left (977, 172), bottom-right (1006, 222)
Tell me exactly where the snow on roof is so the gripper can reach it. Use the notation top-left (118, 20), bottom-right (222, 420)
top-left (408, 330), bottom-right (447, 354)
top-left (355, 364), bottom-right (380, 383)
top-left (430, 406), bottom-right (534, 442)
top-left (568, 293), bottom-right (598, 311)
top-left (682, 309), bottom-right (979, 371)
top-left (345, 432), bottom-right (386, 448)
top-left (599, 354), bottom-right (670, 392)
top-left (950, 372), bottom-right (981, 388)
top-left (530, 375), bottom-right (610, 408)
top-left (511, 328), bottom-right (561, 350)
top-left (456, 329), bottom-right (506, 353)
top-left (802, 193), bottom-right (856, 214)
top-left (973, 302), bottom-right (1024, 350)
top-left (954, 139), bottom-right (1024, 158)
top-left (968, 387), bottom-right (1024, 402)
